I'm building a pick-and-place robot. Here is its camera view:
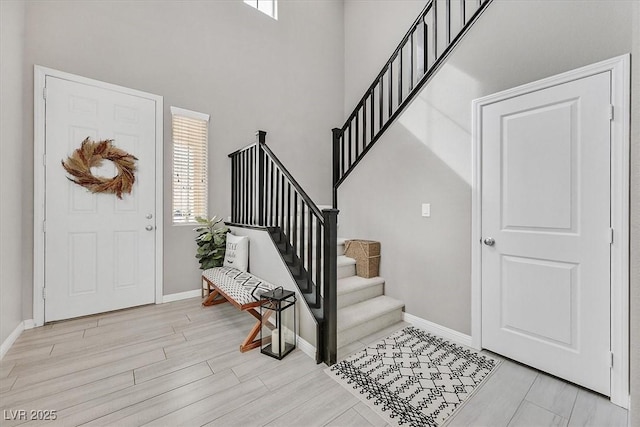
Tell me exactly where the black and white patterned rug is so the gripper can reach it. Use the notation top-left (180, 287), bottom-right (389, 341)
top-left (326, 327), bottom-right (500, 427)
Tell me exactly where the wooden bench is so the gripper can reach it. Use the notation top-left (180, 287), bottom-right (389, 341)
top-left (202, 266), bottom-right (277, 352)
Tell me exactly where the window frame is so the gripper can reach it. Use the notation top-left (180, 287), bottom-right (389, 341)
top-left (243, 0), bottom-right (278, 20)
top-left (170, 106), bottom-right (210, 226)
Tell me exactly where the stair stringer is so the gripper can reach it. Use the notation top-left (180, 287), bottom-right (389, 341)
top-left (227, 225), bottom-right (320, 361)
top-left (264, 226), bottom-right (328, 363)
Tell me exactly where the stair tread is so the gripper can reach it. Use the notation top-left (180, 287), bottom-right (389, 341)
top-left (337, 276), bottom-right (385, 295)
top-left (338, 296), bottom-right (404, 332)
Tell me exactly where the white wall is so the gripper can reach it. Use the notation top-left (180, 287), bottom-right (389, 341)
top-left (343, 0), bottom-right (425, 114)
top-left (20, 0), bottom-right (344, 318)
top-left (339, 0), bottom-right (634, 335)
top-left (0, 1), bottom-right (26, 345)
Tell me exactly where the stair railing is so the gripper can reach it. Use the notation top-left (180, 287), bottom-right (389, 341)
top-left (333, 0), bottom-right (493, 206)
top-left (228, 131), bottom-right (338, 365)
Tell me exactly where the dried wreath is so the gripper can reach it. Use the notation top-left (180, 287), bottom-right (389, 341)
top-left (61, 137), bottom-right (138, 199)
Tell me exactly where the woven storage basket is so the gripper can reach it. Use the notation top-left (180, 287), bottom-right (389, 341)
top-left (344, 240), bottom-right (380, 278)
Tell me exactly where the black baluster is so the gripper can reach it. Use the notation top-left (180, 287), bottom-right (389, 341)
top-left (409, 31), bottom-right (414, 91)
top-left (461, 0), bottom-right (466, 25)
top-left (293, 192), bottom-right (298, 256)
top-left (315, 215), bottom-right (322, 306)
top-left (355, 112), bottom-right (360, 160)
top-left (306, 210), bottom-right (312, 292)
top-left (370, 92), bottom-right (375, 144)
top-left (446, 0), bottom-right (451, 45)
top-left (433, 0), bottom-right (438, 60)
top-left (286, 182), bottom-right (291, 244)
top-left (300, 202), bottom-right (305, 282)
top-left (399, 50), bottom-right (403, 105)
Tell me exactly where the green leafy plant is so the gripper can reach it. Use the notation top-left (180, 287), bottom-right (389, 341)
top-left (194, 216), bottom-right (229, 270)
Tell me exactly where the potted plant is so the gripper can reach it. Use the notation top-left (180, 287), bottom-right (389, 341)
top-left (194, 215), bottom-right (229, 270)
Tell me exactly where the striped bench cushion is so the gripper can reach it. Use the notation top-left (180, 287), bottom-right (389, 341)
top-left (202, 266), bottom-right (277, 306)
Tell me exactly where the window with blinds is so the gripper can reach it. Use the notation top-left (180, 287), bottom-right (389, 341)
top-left (243, 0), bottom-right (277, 19)
top-left (171, 106), bottom-right (209, 224)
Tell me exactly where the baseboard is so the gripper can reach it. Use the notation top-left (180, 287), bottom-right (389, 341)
top-left (162, 289), bottom-right (202, 303)
top-left (23, 319), bottom-right (36, 330)
top-left (297, 335), bottom-right (316, 360)
top-left (0, 321), bottom-right (25, 360)
top-left (403, 312), bottom-right (473, 347)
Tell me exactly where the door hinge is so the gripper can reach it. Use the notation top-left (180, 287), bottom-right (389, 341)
top-left (608, 104), bottom-right (614, 121)
top-left (609, 228), bottom-right (614, 244)
top-left (42, 287), bottom-right (46, 300)
top-left (43, 153), bottom-right (46, 166)
top-left (609, 351), bottom-right (614, 368)
top-left (43, 220), bottom-right (46, 233)
top-left (43, 87), bottom-right (48, 100)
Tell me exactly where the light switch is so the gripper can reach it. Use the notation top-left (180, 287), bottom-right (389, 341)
top-left (422, 203), bottom-right (431, 217)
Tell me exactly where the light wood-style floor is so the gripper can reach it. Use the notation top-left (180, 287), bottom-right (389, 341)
top-left (0, 298), bottom-right (628, 427)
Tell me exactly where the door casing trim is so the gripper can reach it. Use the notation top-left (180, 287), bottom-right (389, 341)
top-left (471, 54), bottom-right (630, 408)
top-left (33, 66), bottom-right (164, 326)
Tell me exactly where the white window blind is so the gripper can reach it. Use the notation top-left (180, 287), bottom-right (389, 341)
top-left (171, 106), bottom-right (209, 224)
top-left (243, 0), bottom-right (277, 19)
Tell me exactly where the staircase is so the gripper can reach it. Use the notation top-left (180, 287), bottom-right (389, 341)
top-left (266, 206), bottom-right (404, 355)
top-left (335, 238), bottom-right (404, 348)
top-left (228, 0), bottom-right (493, 365)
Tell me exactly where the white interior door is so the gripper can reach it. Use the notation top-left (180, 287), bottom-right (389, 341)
top-left (481, 71), bottom-right (611, 395)
top-left (45, 76), bottom-right (157, 322)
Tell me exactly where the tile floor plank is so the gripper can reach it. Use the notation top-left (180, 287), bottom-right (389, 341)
top-left (142, 377), bottom-right (267, 427)
top-left (27, 362), bottom-right (213, 427)
top-left (0, 372), bottom-right (134, 427)
top-left (508, 401), bottom-right (568, 427)
top-left (524, 373), bottom-right (579, 419)
top-left (0, 376), bottom-right (17, 393)
top-left (9, 330), bottom-right (84, 350)
top-left (49, 324), bottom-right (181, 356)
top-left (82, 369), bottom-right (239, 426)
top-left (567, 390), bottom-right (628, 427)
top-left (2, 344), bottom-right (54, 363)
top-left (9, 334), bottom-right (183, 386)
top-left (352, 402), bottom-right (389, 427)
top-left (447, 360), bottom-right (538, 427)
top-left (266, 377), bottom-right (359, 427)
top-left (205, 369), bottom-right (336, 427)
top-left (0, 361), bottom-right (16, 379)
top-left (325, 408), bottom-right (374, 427)
top-left (1, 349), bottom-right (166, 408)
top-left (258, 351), bottom-right (324, 391)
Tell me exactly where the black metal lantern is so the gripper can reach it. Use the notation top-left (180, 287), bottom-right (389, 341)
top-left (260, 287), bottom-right (296, 360)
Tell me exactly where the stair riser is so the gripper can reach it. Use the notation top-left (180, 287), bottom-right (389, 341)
top-left (337, 283), bottom-right (384, 309)
top-left (337, 308), bottom-right (403, 348)
top-left (338, 263), bottom-right (356, 279)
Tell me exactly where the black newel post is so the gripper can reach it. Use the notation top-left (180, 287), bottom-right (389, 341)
top-left (331, 128), bottom-right (342, 209)
top-left (322, 208), bottom-right (339, 365)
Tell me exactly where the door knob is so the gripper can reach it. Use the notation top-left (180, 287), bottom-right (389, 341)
top-left (145, 225), bottom-right (154, 231)
top-left (483, 237), bottom-right (495, 246)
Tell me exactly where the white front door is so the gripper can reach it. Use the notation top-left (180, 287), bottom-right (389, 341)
top-left (44, 76), bottom-right (158, 322)
top-left (480, 72), bottom-right (611, 395)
